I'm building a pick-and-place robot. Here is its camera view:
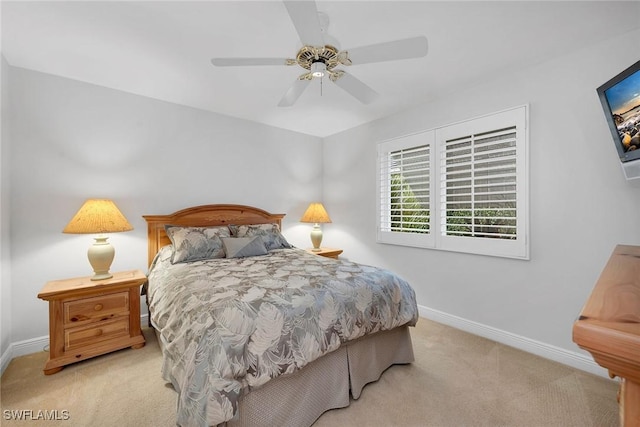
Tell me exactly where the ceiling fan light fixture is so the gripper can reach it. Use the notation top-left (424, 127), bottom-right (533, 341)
top-left (311, 62), bottom-right (326, 78)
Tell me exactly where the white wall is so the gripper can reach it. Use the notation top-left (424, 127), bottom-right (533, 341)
top-left (1, 55), bottom-right (13, 365)
top-left (8, 67), bottom-right (322, 343)
top-left (322, 28), bottom-right (640, 360)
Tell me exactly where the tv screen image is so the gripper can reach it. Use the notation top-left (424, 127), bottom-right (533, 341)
top-left (597, 59), bottom-right (640, 165)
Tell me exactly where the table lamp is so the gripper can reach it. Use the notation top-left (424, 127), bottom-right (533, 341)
top-left (300, 202), bottom-right (332, 251)
top-left (63, 199), bottom-right (133, 280)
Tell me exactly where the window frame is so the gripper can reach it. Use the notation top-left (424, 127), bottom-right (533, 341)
top-left (377, 105), bottom-right (529, 260)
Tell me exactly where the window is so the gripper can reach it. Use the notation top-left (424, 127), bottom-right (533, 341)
top-left (378, 131), bottom-right (434, 248)
top-left (377, 106), bottom-right (528, 259)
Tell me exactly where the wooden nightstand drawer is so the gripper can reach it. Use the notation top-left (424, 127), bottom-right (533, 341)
top-left (65, 317), bottom-right (130, 350)
top-left (64, 292), bottom-right (129, 325)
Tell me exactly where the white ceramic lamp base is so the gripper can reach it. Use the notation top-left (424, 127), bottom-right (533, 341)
top-left (310, 223), bottom-right (323, 251)
top-left (88, 236), bottom-right (115, 281)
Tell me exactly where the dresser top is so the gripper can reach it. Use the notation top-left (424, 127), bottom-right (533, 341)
top-left (579, 244), bottom-right (640, 324)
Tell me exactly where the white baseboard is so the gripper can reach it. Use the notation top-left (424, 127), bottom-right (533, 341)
top-left (418, 305), bottom-right (610, 379)
top-left (0, 314), bottom-right (151, 376)
top-left (0, 344), bottom-right (12, 375)
top-left (0, 334), bottom-right (48, 375)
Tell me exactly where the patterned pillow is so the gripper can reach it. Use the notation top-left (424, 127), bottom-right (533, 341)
top-left (228, 223), bottom-right (292, 251)
top-left (222, 236), bottom-right (268, 258)
top-left (165, 225), bottom-right (230, 264)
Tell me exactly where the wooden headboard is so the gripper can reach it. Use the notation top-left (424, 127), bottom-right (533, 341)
top-left (142, 204), bottom-right (285, 267)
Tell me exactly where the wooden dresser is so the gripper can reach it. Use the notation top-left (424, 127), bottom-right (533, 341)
top-left (38, 269), bottom-right (146, 374)
top-left (572, 244), bottom-right (640, 426)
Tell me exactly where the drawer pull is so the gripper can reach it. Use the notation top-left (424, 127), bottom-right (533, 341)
top-left (94, 304), bottom-right (103, 311)
top-left (95, 329), bottom-right (103, 337)
top-left (70, 317), bottom-right (78, 322)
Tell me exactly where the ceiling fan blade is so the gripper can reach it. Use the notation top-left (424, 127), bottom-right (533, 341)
top-left (211, 58), bottom-right (292, 67)
top-left (278, 78), bottom-right (312, 107)
top-left (332, 72), bottom-right (378, 104)
top-left (283, 0), bottom-right (324, 46)
top-left (345, 36), bottom-right (428, 65)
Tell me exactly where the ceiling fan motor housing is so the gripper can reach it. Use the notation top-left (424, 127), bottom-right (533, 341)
top-left (296, 45), bottom-right (341, 71)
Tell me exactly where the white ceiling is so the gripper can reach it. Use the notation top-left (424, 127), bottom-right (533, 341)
top-left (3, 1), bottom-right (639, 137)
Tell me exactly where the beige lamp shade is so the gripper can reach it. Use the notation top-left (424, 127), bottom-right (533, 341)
top-left (63, 199), bottom-right (133, 281)
top-left (300, 202), bottom-right (332, 224)
top-left (63, 199), bottom-right (133, 234)
top-left (300, 203), bottom-right (331, 252)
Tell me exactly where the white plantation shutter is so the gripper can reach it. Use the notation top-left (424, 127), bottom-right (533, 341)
top-left (441, 127), bottom-right (517, 238)
top-left (436, 106), bottom-right (528, 259)
top-left (377, 131), bottom-right (434, 248)
top-left (386, 145), bottom-right (430, 232)
top-left (377, 105), bottom-right (528, 259)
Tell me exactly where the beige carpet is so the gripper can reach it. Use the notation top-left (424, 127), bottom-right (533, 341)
top-left (1, 318), bottom-right (619, 427)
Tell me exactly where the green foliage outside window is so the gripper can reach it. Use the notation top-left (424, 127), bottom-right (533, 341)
top-left (446, 207), bottom-right (516, 239)
top-left (390, 173), bottom-right (429, 233)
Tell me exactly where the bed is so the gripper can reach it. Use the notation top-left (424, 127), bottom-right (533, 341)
top-left (143, 204), bottom-right (419, 427)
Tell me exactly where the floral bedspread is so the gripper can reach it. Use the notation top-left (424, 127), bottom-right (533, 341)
top-left (147, 247), bottom-right (418, 427)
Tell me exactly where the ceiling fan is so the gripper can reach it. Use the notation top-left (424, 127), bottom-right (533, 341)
top-left (211, 0), bottom-right (428, 107)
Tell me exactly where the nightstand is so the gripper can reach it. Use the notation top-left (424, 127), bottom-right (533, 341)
top-left (37, 269), bottom-right (146, 375)
top-left (305, 247), bottom-right (343, 259)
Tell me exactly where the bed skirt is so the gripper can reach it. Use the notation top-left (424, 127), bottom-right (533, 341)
top-left (156, 325), bottom-right (414, 427)
top-left (222, 325), bottom-right (415, 427)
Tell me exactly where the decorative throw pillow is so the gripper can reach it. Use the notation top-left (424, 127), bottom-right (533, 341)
top-left (165, 225), bottom-right (230, 264)
top-left (228, 223), bottom-right (292, 251)
top-left (222, 236), bottom-right (268, 258)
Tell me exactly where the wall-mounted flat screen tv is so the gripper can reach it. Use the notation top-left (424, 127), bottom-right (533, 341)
top-left (597, 60), bottom-right (640, 174)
